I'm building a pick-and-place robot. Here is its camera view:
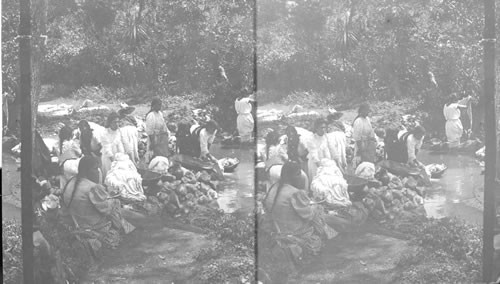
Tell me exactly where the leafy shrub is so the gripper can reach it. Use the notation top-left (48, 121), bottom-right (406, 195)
top-left (193, 211), bottom-right (255, 283)
top-left (2, 220), bottom-right (23, 284)
top-left (393, 217), bottom-right (482, 283)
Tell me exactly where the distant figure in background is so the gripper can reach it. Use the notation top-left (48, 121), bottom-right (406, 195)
top-left (145, 97), bottom-right (170, 161)
top-left (443, 93), bottom-right (472, 148)
top-left (235, 91), bottom-right (255, 143)
top-left (118, 106), bottom-right (139, 164)
top-left (101, 112), bottom-right (125, 179)
top-left (352, 103), bottom-right (377, 166)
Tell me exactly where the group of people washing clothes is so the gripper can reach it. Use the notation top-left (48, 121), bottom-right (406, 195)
top-left (54, 97), bottom-right (224, 251)
top-left (258, 102), bottom-right (429, 271)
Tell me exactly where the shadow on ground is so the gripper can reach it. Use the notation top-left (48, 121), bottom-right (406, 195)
top-left (83, 217), bottom-right (214, 284)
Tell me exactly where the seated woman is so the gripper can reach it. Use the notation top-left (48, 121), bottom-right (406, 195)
top-left (262, 161), bottom-right (338, 269)
top-left (58, 125), bottom-right (83, 188)
top-left (311, 159), bottom-right (370, 232)
top-left (310, 159), bottom-right (351, 208)
top-left (62, 156), bottom-right (135, 250)
top-left (266, 128), bottom-right (308, 190)
top-left (105, 153), bottom-right (146, 203)
top-left (101, 113), bottom-right (126, 179)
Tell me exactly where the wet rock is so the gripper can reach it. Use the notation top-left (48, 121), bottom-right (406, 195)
top-left (405, 176), bottom-right (418, 190)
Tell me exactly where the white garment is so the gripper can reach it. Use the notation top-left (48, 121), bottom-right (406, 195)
top-left (443, 104), bottom-right (463, 148)
top-left (145, 111), bottom-right (170, 161)
top-left (235, 97), bottom-right (254, 142)
top-left (398, 130), bottom-right (423, 162)
top-left (101, 129), bottom-right (125, 179)
top-left (303, 133), bottom-right (331, 180)
top-left (326, 131), bottom-right (347, 172)
top-left (105, 153), bottom-right (146, 202)
top-left (120, 125), bottom-right (139, 163)
top-left (355, 162), bottom-right (376, 180)
top-left (148, 156), bottom-right (170, 174)
top-left (190, 125), bottom-right (216, 157)
top-left (310, 159), bottom-right (351, 207)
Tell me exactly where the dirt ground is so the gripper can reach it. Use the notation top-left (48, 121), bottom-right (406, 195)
top-left (83, 216), bottom-right (214, 284)
top-left (298, 233), bottom-right (413, 283)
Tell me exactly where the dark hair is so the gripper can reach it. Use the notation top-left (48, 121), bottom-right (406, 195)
top-left (312, 118), bottom-right (326, 133)
top-left (270, 161), bottom-right (302, 212)
top-left (65, 156), bottom-right (99, 207)
top-left (285, 126), bottom-right (300, 162)
top-left (106, 112), bottom-right (120, 128)
top-left (145, 97), bottom-right (162, 119)
top-left (78, 120), bottom-right (90, 131)
top-left (205, 120), bottom-right (220, 132)
top-left (265, 130), bottom-right (280, 159)
top-left (58, 125), bottom-right (73, 154)
top-left (358, 103), bottom-right (370, 114)
top-left (411, 125), bottom-right (426, 138)
top-left (446, 93), bottom-right (459, 106)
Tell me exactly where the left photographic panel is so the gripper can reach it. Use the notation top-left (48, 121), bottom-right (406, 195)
top-left (2, 0), bottom-right (256, 283)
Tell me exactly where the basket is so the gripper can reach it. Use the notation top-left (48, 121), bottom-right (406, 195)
top-left (430, 166), bottom-right (447, 179)
top-left (344, 174), bottom-right (369, 201)
top-left (137, 168), bottom-right (162, 187)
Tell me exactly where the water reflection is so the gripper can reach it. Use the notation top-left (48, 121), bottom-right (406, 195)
top-left (212, 145), bottom-right (255, 214)
top-left (419, 151), bottom-right (483, 224)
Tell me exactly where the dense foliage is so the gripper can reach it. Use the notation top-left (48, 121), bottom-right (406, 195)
top-left (258, 0), bottom-right (500, 134)
top-left (2, 0), bottom-right (254, 131)
top-left (392, 217), bottom-right (483, 283)
top-left (2, 220), bottom-right (23, 284)
top-left (193, 210), bottom-right (255, 283)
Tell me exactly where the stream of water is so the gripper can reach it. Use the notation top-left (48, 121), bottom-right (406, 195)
top-left (419, 150), bottom-right (484, 225)
top-left (212, 145), bottom-right (255, 214)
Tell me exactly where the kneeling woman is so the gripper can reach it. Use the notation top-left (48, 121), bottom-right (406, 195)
top-left (388, 125), bottom-right (426, 167)
top-left (177, 120), bottom-right (220, 162)
top-left (62, 156), bottom-right (136, 250)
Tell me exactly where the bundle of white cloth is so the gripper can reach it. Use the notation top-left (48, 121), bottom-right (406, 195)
top-left (105, 153), bottom-right (146, 202)
top-left (310, 159), bottom-right (351, 208)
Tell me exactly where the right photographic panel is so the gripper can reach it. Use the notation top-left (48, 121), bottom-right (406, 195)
top-left (255, 0), bottom-right (500, 283)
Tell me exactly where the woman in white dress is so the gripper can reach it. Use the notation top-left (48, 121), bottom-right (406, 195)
top-left (303, 118), bottom-right (331, 181)
top-left (443, 93), bottom-right (472, 148)
top-left (101, 113), bottom-right (125, 179)
top-left (235, 93), bottom-right (255, 143)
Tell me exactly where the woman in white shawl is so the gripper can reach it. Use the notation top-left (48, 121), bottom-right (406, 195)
top-left (310, 159), bottom-right (351, 208)
top-left (311, 159), bottom-right (369, 231)
top-left (105, 153), bottom-right (146, 202)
